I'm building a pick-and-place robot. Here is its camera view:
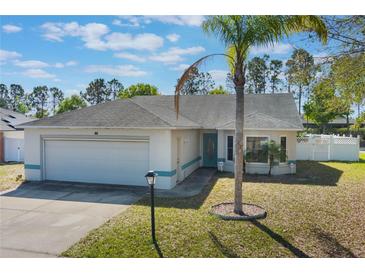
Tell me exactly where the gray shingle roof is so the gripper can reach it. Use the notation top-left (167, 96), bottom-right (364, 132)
top-left (19, 94), bottom-right (303, 130)
top-left (0, 108), bottom-right (36, 131)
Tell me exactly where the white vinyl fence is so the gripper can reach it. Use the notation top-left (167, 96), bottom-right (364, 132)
top-left (296, 134), bottom-right (360, 161)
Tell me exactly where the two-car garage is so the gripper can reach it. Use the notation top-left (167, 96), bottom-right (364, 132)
top-left (43, 137), bottom-right (150, 186)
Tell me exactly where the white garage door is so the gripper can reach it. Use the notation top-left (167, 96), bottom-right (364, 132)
top-left (44, 139), bottom-right (149, 186)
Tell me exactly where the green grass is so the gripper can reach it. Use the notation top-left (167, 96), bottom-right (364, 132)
top-left (63, 159), bottom-right (365, 258)
top-left (0, 163), bottom-right (25, 192)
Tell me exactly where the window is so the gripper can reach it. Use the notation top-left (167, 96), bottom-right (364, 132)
top-left (280, 136), bottom-right (287, 163)
top-left (227, 136), bottom-right (233, 161)
top-left (246, 136), bottom-right (268, 163)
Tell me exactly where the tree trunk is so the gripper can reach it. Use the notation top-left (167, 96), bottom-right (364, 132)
top-left (298, 85), bottom-right (302, 115)
top-left (358, 103), bottom-right (361, 118)
top-left (346, 114), bottom-right (350, 136)
top-left (234, 88), bottom-right (244, 214)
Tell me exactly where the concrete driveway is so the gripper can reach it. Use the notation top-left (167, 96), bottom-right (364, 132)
top-left (0, 181), bottom-right (147, 258)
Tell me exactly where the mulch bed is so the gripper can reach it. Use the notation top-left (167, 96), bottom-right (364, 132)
top-left (210, 202), bottom-right (267, 220)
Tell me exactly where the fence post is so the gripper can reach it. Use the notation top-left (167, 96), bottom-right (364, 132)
top-left (328, 135), bottom-right (333, 161)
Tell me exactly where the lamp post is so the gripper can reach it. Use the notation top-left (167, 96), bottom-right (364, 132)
top-left (145, 170), bottom-right (157, 242)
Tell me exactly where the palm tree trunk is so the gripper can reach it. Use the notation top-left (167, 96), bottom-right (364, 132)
top-left (234, 83), bottom-right (245, 215)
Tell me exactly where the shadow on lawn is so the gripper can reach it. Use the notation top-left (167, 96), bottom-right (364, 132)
top-left (139, 175), bottom-right (219, 210)
top-left (250, 220), bottom-right (310, 258)
top-left (240, 161), bottom-right (343, 187)
top-left (313, 228), bottom-right (357, 258)
top-left (208, 231), bottom-right (239, 258)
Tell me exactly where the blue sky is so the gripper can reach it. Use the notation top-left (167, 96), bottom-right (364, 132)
top-left (1, 16), bottom-right (329, 96)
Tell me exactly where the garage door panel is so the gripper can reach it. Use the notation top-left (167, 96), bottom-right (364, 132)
top-left (44, 139), bottom-right (149, 186)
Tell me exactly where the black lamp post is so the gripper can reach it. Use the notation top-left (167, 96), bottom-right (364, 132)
top-left (145, 170), bottom-right (157, 242)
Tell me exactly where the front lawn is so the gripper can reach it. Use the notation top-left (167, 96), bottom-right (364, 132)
top-left (0, 163), bottom-right (25, 192)
top-left (63, 159), bottom-right (365, 258)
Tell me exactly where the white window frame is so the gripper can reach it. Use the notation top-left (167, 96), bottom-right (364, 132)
top-left (226, 135), bottom-right (234, 162)
top-left (279, 135), bottom-right (288, 164)
top-left (244, 135), bottom-right (270, 164)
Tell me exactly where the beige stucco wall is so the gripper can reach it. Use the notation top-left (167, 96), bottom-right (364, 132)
top-left (24, 128), bottom-right (175, 189)
top-left (171, 129), bottom-right (201, 183)
top-left (218, 129), bottom-right (297, 175)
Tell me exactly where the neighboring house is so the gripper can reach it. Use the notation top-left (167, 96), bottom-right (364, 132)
top-left (0, 108), bottom-right (35, 162)
top-left (19, 94), bottom-right (303, 189)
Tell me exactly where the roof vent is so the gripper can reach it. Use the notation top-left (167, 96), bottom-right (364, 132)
top-left (8, 115), bottom-right (16, 119)
top-left (1, 118), bottom-right (10, 124)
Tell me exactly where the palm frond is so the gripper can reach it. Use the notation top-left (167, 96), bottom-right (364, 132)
top-left (174, 53), bottom-right (234, 117)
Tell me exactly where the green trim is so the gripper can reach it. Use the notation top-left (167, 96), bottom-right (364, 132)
top-left (155, 169), bottom-right (176, 177)
top-left (181, 156), bottom-right (201, 170)
top-left (24, 164), bottom-right (41, 170)
top-left (217, 158), bottom-right (226, 162)
top-left (288, 160), bottom-right (296, 164)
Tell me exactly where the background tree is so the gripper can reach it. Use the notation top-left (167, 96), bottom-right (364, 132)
top-left (176, 15), bottom-right (327, 215)
top-left (118, 83), bottom-right (159, 99)
top-left (303, 78), bottom-right (341, 133)
top-left (9, 84), bottom-right (25, 111)
top-left (330, 53), bottom-right (365, 119)
top-left (107, 79), bottom-right (124, 100)
top-left (50, 87), bottom-right (64, 115)
top-left (177, 67), bottom-right (215, 95)
top-left (56, 95), bottom-right (87, 114)
top-left (323, 16), bottom-right (365, 55)
top-left (209, 85), bottom-right (229, 95)
top-left (0, 84), bottom-right (10, 108)
top-left (30, 86), bottom-right (49, 118)
top-left (81, 79), bottom-right (110, 105)
top-left (286, 48), bottom-right (317, 114)
top-left (247, 56), bottom-right (268, 94)
top-left (268, 59), bottom-right (283, 93)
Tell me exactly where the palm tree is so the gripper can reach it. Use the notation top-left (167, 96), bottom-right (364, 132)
top-left (175, 16), bottom-right (327, 215)
top-left (262, 140), bottom-right (284, 176)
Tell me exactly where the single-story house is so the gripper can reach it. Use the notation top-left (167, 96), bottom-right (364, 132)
top-left (0, 107), bottom-right (35, 162)
top-left (19, 94), bottom-right (303, 189)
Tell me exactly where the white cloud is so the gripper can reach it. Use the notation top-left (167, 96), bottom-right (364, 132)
top-left (2, 24), bottom-right (22, 33)
top-left (112, 17), bottom-right (140, 27)
top-left (209, 70), bottom-right (229, 82)
top-left (114, 52), bottom-right (146, 62)
top-left (250, 43), bottom-right (293, 55)
top-left (65, 60), bottom-right (78, 66)
top-left (40, 21), bottom-right (164, 51)
top-left (166, 33), bottom-right (180, 42)
top-left (114, 16), bottom-right (204, 28)
top-left (85, 65), bottom-right (147, 77)
top-left (147, 16), bottom-right (204, 26)
top-left (14, 60), bottom-right (49, 68)
top-left (104, 33), bottom-right (163, 51)
top-left (170, 64), bottom-right (190, 71)
top-left (23, 69), bottom-right (56, 79)
top-left (0, 49), bottom-right (22, 61)
top-left (13, 59), bottom-right (78, 69)
top-left (149, 46), bottom-right (205, 64)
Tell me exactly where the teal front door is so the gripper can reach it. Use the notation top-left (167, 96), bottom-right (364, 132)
top-left (203, 133), bottom-right (218, 167)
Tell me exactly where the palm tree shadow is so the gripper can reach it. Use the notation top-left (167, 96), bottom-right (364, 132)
top-left (250, 220), bottom-right (310, 258)
top-left (208, 231), bottom-right (240, 258)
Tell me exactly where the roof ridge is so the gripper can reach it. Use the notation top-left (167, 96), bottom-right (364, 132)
top-left (128, 98), bottom-right (173, 127)
top-left (130, 97), bottom-right (200, 127)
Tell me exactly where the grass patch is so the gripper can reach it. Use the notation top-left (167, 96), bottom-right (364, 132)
top-left (63, 159), bottom-right (365, 258)
top-left (0, 163), bottom-right (25, 192)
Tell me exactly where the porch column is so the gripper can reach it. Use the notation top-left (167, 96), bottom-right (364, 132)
top-left (217, 130), bottom-right (225, 162)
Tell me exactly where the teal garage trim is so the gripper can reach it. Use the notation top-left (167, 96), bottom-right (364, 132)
top-left (288, 160), bottom-right (296, 164)
top-left (155, 169), bottom-right (177, 177)
top-left (24, 164), bottom-right (41, 170)
top-left (181, 156), bottom-right (201, 170)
